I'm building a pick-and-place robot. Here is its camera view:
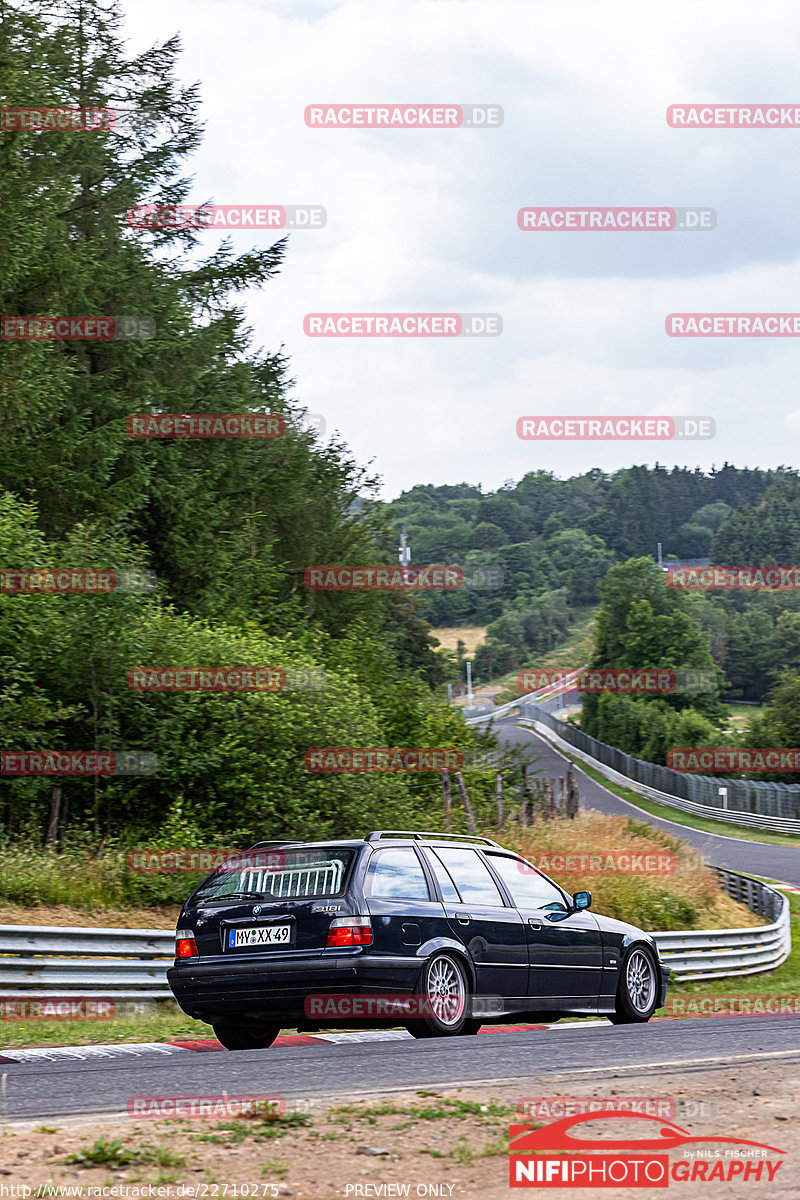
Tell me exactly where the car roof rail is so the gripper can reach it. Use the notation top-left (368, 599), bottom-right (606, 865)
top-left (365, 830), bottom-right (503, 848)
top-left (248, 840), bottom-right (303, 849)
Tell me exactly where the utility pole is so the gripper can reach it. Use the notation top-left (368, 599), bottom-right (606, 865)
top-left (399, 528), bottom-right (411, 586)
top-left (657, 541), bottom-right (663, 570)
top-left (466, 659), bottom-right (474, 707)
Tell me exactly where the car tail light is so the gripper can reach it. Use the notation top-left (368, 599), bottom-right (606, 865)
top-left (176, 928), bottom-right (199, 958)
top-left (325, 916), bottom-right (373, 948)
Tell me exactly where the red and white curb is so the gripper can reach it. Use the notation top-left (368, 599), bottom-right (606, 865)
top-left (0, 1021), bottom-right (612, 1063)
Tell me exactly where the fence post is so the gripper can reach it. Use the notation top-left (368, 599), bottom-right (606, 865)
top-left (454, 771), bottom-right (477, 833)
top-left (542, 778), bottom-right (555, 820)
top-left (520, 764), bottom-right (529, 827)
top-left (566, 766), bottom-right (579, 818)
top-left (496, 772), bottom-right (504, 832)
top-left (441, 769), bottom-right (452, 833)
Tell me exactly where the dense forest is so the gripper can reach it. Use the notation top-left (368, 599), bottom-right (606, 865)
top-left (0, 0), bottom-right (498, 846)
top-left (388, 468), bottom-right (800, 696)
top-left (5, 2), bottom-right (800, 846)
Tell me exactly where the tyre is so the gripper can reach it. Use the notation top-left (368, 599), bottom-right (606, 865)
top-left (608, 946), bottom-right (658, 1025)
top-left (212, 1020), bottom-right (281, 1050)
top-left (404, 952), bottom-right (479, 1038)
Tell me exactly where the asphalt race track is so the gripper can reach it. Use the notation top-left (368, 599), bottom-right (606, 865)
top-left (3, 1018), bottom-right (800, 1121)
top-left (497, 714), bottom-right (800, 886)
top-left (3, 711), bottom-right (799, 1123)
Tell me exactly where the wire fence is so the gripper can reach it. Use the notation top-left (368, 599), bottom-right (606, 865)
top-left (520, 699), bottom-right (800, 831)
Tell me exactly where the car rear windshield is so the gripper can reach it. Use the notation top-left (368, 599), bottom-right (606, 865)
top-left (190, 847), bottom-right (355, 904)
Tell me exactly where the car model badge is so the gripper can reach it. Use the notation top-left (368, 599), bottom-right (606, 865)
top-left (252, 904), bottom-right (262, 915)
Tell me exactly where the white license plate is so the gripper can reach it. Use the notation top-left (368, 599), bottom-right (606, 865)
top-left (228, 924), bottom-right (292, 948)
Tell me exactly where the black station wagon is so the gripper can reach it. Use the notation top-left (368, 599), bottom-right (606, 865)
top-left (167, 831), bottom-right (669, 1050)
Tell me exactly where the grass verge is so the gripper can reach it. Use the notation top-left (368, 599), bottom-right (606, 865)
top-left (539, 737), bottom-right (800, 849)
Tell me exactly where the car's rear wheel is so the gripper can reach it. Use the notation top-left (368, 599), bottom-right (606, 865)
top-left (405, 951), bottom-right (480, 1038)
top-left (213, 1020), bottom-right (281, 1050)
top-left (608, 946), bottom-right (658, 1024)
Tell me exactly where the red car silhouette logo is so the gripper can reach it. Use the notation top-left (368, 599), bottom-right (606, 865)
top-left (510, 1110), bottom-right (784, 1155)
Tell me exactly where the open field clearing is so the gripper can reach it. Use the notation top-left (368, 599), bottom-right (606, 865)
top-left (429, 626), bottom-right (487, 656)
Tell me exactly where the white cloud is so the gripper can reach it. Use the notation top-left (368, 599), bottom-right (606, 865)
top-left (119, 0), bottom-right (800, 495)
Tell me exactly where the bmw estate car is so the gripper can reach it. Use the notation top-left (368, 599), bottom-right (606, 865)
top-left (167, 831), bottom-right (669, 1050)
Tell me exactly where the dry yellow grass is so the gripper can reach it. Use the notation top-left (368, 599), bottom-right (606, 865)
top-left (502, 813), bottom-right (762, 931)
top-left (0, 903), bottom-right (180, 928)
top-left (430, 625), bottom-right (487, 655)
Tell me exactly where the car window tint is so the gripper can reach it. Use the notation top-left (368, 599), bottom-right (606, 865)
top-left (434, 848), bottom-right (504, 906)
top-left (421, 847), bottom-right (462, 902)
top-left (486, 854), bottom-right (567, 909)
top-left (369, 848), bottom-right (431, 900)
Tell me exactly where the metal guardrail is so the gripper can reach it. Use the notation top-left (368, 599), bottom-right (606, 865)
top-left (0, 925), bottom-right (174, 1000)
top-left (464, 669), bottom-right (584, 726)
top-left (652, 869), bottom-right (791, 981)
top-left (518, 700), bottom-right (800, 832)
top-left (0, 865), bottom-right (790, 997)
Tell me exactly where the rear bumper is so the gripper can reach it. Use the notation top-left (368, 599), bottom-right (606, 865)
top-left (167, 951), bottom-right (422, 1024)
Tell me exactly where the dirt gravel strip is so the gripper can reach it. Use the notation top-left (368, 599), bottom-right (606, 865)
top-left (0, 1056), bottom-right (798, 1198)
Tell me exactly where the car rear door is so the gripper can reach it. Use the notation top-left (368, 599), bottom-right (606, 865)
top-left (422, 846), bottom-right (528, 1004)
top-left (364, 846), bottom-right (451, 991)
top-left (484, 852), bottom-right (603, 1009)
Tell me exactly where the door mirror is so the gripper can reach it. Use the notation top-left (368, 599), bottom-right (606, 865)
top-left (572, 890), bottom-right (592, 910)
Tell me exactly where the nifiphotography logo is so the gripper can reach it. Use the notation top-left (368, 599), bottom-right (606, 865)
top-left (508, 1110), bottom-right (784, 1187)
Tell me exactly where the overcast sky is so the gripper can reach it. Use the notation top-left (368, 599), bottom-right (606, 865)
top-left (120, 0), bottom-right (800, 499)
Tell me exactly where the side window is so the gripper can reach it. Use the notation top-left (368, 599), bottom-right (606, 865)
top-left (486, 854), bottom-right (568, 910)
top-left (421, 847), bottom-right (462, 903)
top-left (369, 848), bottom-right (431, 901)
top-left (434, 848), bottom-right (505, 907)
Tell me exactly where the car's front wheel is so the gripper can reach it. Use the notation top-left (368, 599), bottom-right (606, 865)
top-left (405, 951), bottom-right (480, 1038)
top-left (608, 946), bottom-right (658, 1024)
top-left (213, 1020), bottom-right (281, 1050)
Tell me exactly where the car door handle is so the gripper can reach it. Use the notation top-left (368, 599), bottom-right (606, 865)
top-left (456, 914), bottom-right (471, 924)
top-left (528, 918), bottom-right (542, 929)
